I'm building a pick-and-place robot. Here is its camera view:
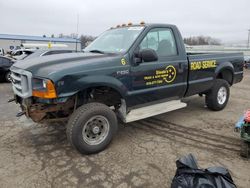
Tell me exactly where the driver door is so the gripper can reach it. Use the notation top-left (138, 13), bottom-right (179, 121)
top-left (129, 27), bottom-right (188, 106)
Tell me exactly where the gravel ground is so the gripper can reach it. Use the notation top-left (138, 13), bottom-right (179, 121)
top-left (0, 70), bottom-right (250, 188)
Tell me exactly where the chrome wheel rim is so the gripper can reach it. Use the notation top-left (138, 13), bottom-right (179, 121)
top-left (217, 87), bottom-right (227, 105)
top-left (82, 115), bottom-right (109, 145)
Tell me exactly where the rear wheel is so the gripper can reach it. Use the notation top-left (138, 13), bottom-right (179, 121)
top-left (5, 71), bottom-right (11, 82)
top-left (66, 102), bottom-right (117, 154)
top-left (205, 79), bottom-right (230, 111)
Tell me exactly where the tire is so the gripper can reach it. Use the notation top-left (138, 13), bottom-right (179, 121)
top-left (205, 79), bottom-right (230, 111)
top-left (66, 102), bottom-right (118, 154)
top-left (5, 71), bottom-right (11, 83)
top-left (240, 140), bottom-right (250, 158)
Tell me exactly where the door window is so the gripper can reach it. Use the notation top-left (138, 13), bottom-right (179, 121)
top-left (139, 28), bottom-right (177, 57)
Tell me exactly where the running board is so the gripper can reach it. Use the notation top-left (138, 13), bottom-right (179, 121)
top-left (125, 100), bottom-right (186, 123)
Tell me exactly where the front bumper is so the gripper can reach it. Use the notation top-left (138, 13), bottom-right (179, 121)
top-left (15, 95), bottom-right (75, 123)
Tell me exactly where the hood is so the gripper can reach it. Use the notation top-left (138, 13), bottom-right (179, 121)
top-left (13, 52), bottom-right (121, 78)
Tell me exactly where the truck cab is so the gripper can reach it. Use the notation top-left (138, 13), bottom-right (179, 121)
top-left (10, 23), bottom-right (244, 154)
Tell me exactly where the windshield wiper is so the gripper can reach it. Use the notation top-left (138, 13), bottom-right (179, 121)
top-left (89, 50), bottom-right (105, 54)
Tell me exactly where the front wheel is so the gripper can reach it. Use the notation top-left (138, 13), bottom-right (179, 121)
top-left (205, 79), bottom-right (230, 111)
top-left (66, 102), bottom-right (118, 154)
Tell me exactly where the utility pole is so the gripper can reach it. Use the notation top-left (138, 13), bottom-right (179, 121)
top-left (248, 29), bottom-right (250, 48)
top-left (75, 14), bottom-right (79, 52)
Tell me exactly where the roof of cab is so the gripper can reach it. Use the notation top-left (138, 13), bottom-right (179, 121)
top-left (110, 23), bottom-right (177, 30)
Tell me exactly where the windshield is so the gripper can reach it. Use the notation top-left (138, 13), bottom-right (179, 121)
top-left (85, 26), bottom-right (144, 53)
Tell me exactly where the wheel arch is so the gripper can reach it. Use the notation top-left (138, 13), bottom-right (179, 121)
top-left (57, 75), bottom-right (128, 99)
top-left (73, 76), bottom-right (128, 107)
top-left (215, 62), bottom-right (234, 85)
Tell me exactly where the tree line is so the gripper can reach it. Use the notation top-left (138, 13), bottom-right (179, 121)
top-left (184, 36), bottom-right (221, 45)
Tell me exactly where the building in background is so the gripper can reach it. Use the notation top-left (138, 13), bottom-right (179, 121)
top-left (0, 34), bottom-right (81, 52)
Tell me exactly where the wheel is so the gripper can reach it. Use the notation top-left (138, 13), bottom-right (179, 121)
top-left (66, 102), bottom-right (118, 154)
top-left (205, 79), bottom-right (230, 111)
top-left (5, 71), bottom-right (11, 82)
top-left (240, 140), bottom-right (250, 158)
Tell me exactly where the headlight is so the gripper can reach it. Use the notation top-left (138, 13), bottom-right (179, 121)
top-left (32, 78), bottom-right (57, 99)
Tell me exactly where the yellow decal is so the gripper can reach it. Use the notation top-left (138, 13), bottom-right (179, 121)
top-left (144, 65), bottom-right (177, 86)
top-left (121, 58), bottom-right (127, 65)
top-left (190, 60), bottom-right (217, 71)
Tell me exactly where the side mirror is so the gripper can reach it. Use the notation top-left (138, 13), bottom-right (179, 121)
top-left (135, 48), bottom-right (158, 63)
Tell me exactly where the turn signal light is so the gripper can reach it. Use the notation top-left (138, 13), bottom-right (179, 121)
top-left (32, 80), bottom-right (57, 99)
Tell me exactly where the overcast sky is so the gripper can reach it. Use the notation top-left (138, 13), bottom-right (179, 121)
top-left (0, 0), bottom-right (249, 43)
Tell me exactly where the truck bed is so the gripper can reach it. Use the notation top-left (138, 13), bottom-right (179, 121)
top-left (185, 52), bottom-right (244, 96)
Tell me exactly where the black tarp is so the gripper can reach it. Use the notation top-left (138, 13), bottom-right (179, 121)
top-left (171, 154), bottom-right (237, 188)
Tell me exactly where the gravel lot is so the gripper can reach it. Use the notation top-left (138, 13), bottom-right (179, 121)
top-left (0, 70), bottom-right (250, 188)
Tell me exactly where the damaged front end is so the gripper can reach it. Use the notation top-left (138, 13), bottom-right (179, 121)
top-left (10, 66), bottom-right (76, 123)
top-left (14, 95), bottom-right (75, 123)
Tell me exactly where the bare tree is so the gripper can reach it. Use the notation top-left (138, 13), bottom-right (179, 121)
top-left (56, 33), bottom-right (96, 49)
top-left (80, 35), bottom-right (96, 48)
top-left (184, 36), bottom-right (221, 45)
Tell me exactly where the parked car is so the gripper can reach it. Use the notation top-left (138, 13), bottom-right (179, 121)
top-left (9, 49), bottom-right (35, 60)
top-left (10, 23), bottom-right (244, 154)
top-left (24, 49), bottom-right (75, 60)
top-left (0, 56), bottom-right (15, 82)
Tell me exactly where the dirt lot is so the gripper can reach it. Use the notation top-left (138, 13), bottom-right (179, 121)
top-left (0, 71), bottom-right (250, 188)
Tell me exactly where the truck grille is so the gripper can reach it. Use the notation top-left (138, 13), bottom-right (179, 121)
top-left (10, 66), bottom-right (32, 98)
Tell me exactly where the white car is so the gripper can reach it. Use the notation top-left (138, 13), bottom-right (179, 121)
top-left (10, 49), bottom-right (35, 60)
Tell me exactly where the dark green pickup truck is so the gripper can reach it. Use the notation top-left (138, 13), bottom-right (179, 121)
top-left (10, 23), bottom-right (244, 154)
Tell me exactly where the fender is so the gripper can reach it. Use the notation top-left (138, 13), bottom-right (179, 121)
top-left (57, 75), bottom-right (128, 99)
top-left (215, 61), bottom-right (234, 75)
top-left (215, 61), bottom-right (234, 84)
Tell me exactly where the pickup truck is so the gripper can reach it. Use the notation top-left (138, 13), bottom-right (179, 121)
top-left (10, 23), bottom-right (244, 154)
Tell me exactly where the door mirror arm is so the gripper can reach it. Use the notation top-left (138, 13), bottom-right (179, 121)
top-left (134, 52), bottom-right (142, 64)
